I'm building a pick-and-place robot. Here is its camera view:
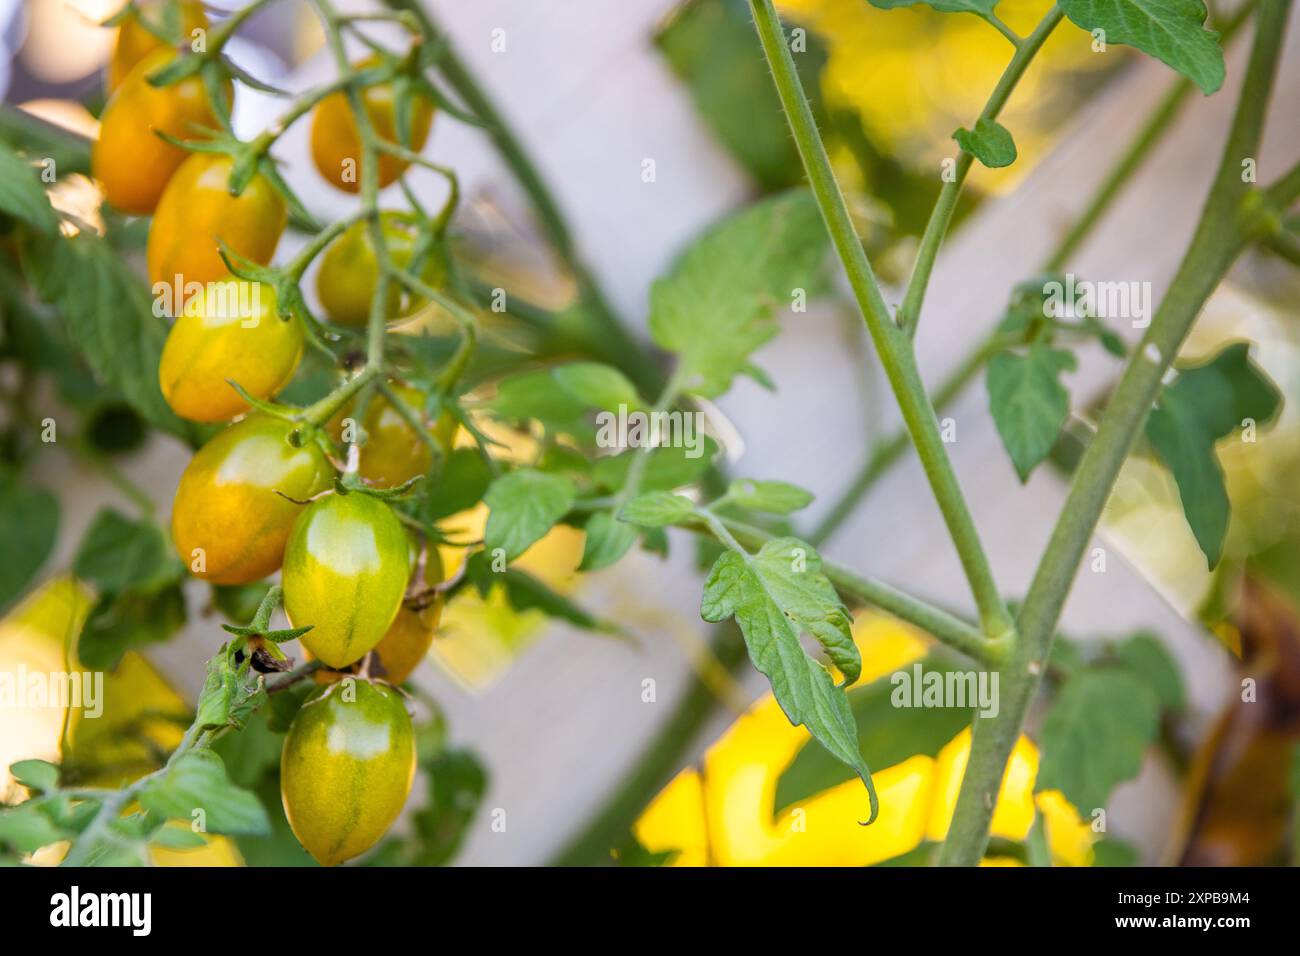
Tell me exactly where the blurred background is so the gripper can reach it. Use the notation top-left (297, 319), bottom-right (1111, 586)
top-left (1, 0), bottom-right (1299, 866)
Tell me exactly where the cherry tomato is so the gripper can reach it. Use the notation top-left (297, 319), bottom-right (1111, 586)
top-left (309, 56), bottom-right (434, 193)
top-left (107, 0), bottom-right (208, 94)
top-left (280, 678), bottom-right (415, 866)
top-left (282, 491), bottom-right (410, 669)
top-left (327, 383), bottom-right (458, 488)
top-left (148, 152), bottom-right (287, 293)
top-left (371, 547), bottom-right (445, 683)
top-left (92, 48), bottom-right (231, 216)
top-left (315, 213), bottom-right (446, 327)
top-left (159, 280), bottom-right (303, 423)
top-left (171, 416), bottom-right (333, 585)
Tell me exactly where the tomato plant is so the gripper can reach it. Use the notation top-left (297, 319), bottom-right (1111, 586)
top-left (0, 0), bottom-right (1298, 881)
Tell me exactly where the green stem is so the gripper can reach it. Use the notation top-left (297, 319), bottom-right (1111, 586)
top-left (938, 0), bottom-right (1292, 867)
top-left (300, 364), bottom-right (379, 427)
top-left (749, 0), bottom-right (1012, 639)
top-left (897, 6), bottom-right (1064, 336)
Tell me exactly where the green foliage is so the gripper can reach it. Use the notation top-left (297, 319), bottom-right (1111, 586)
top-left (579, 511), bottom-right (639, 571)
top-left (726, 478), bottom-right (815, 515)
top-left (0, 470), bottom-right (58, 614)
top-left (1111, 631), bottom-right (1184, 712)
top-left (552, 362), bottom-right (646, 414)
top-left (0, 143), bottom-right (59, 235)
top-left (73, 508), bottom-right (182, 596)
top-left (1146, 342), bottom-right (1280, 568)
top-left (483, 469), bottom-right (576, 561)
top-left (648, 190), bottom-right (829, 398)
top-left (139, 749), bottom-right (270, 836)
top-left (869, 0), bottom-right (1000, 18)
top-left (701, 537), bottom-right (877, 820)
top-left (1035, 668), bottom-right (1160, 811)
top-left (987, 345), bottom-right (1076, 481)
top-left (954, 117), bottom-right (1017, 169)
top-left (619, 491), bottom-right (697, 527)
top-left (78, 584), bottom-right (187, 670)
top-left (1057, 0), bottom-right (1225, 94)
top-left (774, 654), bottom-right (974, 813)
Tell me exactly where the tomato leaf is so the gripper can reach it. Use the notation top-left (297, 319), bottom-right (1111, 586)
top-left (649, 190), bottom-right (829, 398)
top-left (139, 749), bottom-right (270, 836)
top-left (0, 802), bottom-right (69, 854)
top-left (702, 538), bottom-right (876, 821)
top-left (1035, 668), bottom-right (1160, 812)
top-left (77, 584), bottom-right (187, 671)
top-left (579, 511), bottom-right (639, 571)
top-left (1146, 342), bottom-right (1280, 568)
top-left (987, 345), bottom-right (1077, 481)
top-left (73, 508), bottom-right (182, 597)
top-left (1058, 0), bottom-right (1225, 94)
top-left (953, 117), bottom-right (1017, 169)
top-left (868, 0), bottom-right (1001, 17)
top-left (0, 142), bottom-right (59, 235)
top-left (552, 362), bottom-right (646, 414)
top-left (727, 478), bottom-right (815, 515)
top-left (483, 470), bottom-right (577, 562)
top-left (619, 491), bottom-right (697, 527)
top-left (0, 470), bottom-right (59, 615)
top-left (1111, 631), bottom-right (1184, 713)
top-left (592, 440), bottom-right (717, 493)
top-left (10, 759), bottom-right (60, 793)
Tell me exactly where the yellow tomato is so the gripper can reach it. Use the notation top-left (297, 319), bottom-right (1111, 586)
top-left (327, 383), bottom-right (457, 489)
top-left (106, 0), bottom-right (208, 94)
top-left (158, 280), bottom-right (303, 423)
top-left (147, 152), bottom-right (287, 294)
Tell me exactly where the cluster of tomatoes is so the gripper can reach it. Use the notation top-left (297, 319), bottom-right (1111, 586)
top-left (90, 2), bottom-right (447, 865)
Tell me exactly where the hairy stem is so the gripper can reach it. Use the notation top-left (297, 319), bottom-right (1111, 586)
top-left (749, 0), bottom-right (1012, 638)
top-left (939, 0), bottom-right (1292, 866)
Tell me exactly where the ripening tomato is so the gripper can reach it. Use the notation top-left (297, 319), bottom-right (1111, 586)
top-left (309, 56), bottom-right (434, 193)
top-left (282, 491), bottom-right (410, 669)
top-left (159, 280), bottom-right (302, 423)
top-left (106, 0), bottom-right (209, 94)
top-left (327, 383), bottom-right (458, 488)
top-left (371, 547), bottom-right (445, 683)
top-left (171, 416), bottom-right (333, 585)
top-left (92, 48), bottom-right (231, 216)
top-left (316, 213), bottom-right (446, 327)
top-left (148, 153), bottom-right (287, 292)
top-left (280, 679), bottom-right (415, 866)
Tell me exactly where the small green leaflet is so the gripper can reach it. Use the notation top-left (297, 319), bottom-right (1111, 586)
top-left (552, 362), bottom-right (646, 414)
top-left (73, 508), bottom-right (182, 597)
top-left (483, 469), bottom-right (577, 561)
top-left (649, 190), bottom-right (828, 398)
top-left (1112, 631), bottom-right (1184, 712)
top-left (10, 759), bottom-right (60, 792)
top-left (987, 345), bottom-right (1077, 482)
top-left (139, 750), bottom-right (270, 836)
top-left (953, 117), bottom-right (1017, 169)
top-left (0, 143), bottom-right (59, 235)
top-left (0, 471), bottom-right (58, 614)
top-left (1145, 343), bottom-right (1280, 568)
top-left (1058, 0), bottom-right (1225, 94)
top-left (727, 478), bottom-right (815, 515)
top-left (579, 511), bottom-right (639, 572)
top-left (619, 491), bottom-right (696, 527)
top-left (1035, 668), bottom-right (1159, 812)
top-left (701, 537), bottom-right (877, 821)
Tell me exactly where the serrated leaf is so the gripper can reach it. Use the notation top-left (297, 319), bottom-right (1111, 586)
top-left (579, 511), bottom-right (638, 571)
top-left (196, 651), bottom-right (267, 732)
top-left (1058, 0), bottom-right (1224, 94)
top-left (1035, 669), bottom-right (1160, 812)
top-left (23, 233), bottom-right (196, 441)
top-left (1146, 343), bottom-right (1280, 568)
top-left (701, 540), bottom-right (875, 820)
top-left (953, 117), bottom-right (1017, 168)
top-left (1112, 631), bottom-right (1184, 712)
top-left (649, 190), bottom-right (828, 398)
top-left (139, 750), bottom-right (269, 836)
top-left (987, 345), bottom-right (1077, 481)
top-left (619, 491), bottom-right (696, 527)
top-left (552, 362), bottom-right (645, 414)
top-left (483, 470), bottom-right (576, 562)
top-left (10, 759), bottom-right (59, 792)
top-left (0, 143), bottom-right (59, 234)
top-left (73, 508), bottom-right (181, 597)
top-left (0, 471), bottom-right (58, 614)
top-left (728, 478), bottom-right (815, 515)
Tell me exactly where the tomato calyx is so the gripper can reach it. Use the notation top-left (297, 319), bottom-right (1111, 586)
top-left (220, 584), bottom-right (314, 648)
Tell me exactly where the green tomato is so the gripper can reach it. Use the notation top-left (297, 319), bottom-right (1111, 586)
top-left (282, 491), bottom-right (410, 669)
top-left (280, 678), bottom-right (415, 866)
top-left (315, 213), bottom-right (446, 327)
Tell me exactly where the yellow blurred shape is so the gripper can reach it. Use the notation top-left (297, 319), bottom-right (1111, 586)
top-left (636, 613), bottom-right (1096, 865)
